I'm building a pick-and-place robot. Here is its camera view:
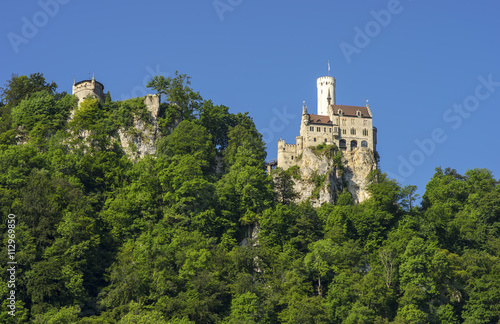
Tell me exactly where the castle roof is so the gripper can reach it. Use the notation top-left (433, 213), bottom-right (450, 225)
top-left (331, 105), bottom-right (371, 118)
top-left (308, 114), bottom-right (333, 125)
top-left (74, 79), bottom-right (104, 90)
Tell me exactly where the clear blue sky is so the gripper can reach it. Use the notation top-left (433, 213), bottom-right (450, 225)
top-left (2, 0), bottom-right (500, 197)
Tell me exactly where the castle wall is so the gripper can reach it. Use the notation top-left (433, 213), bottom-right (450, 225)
top-left (278, 111), bottom-right (376, 171)
top-left (277, 140), bottom-right (300, 170)
top-left (336, 115), bottom-right (374, 152)
top-left (301, 124), bottom-right (337, 148)
top-left (72, 80), bottom-right (104, 105)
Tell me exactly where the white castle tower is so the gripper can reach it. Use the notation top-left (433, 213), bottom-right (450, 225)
top-left (316, 76), bottom-right (335, 115)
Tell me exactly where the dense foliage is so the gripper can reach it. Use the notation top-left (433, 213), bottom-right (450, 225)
top-left (0, 73), bottom-right (499, 323)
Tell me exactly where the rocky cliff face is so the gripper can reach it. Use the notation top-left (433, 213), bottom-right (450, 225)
top-left (341, 148), bottom-right (377, 204)
top-left (118, 94), bottom-right (160, 159)
top-left (67, 95), bottom-right (161, 160)
top-left (287, 146), bottom-right (376, 206)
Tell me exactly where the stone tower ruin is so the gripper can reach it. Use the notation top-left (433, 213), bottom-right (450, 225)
top-left (72, 73), bottom-right (104, 106)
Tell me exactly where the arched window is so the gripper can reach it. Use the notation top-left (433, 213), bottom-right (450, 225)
top-left (350, 128), bottom-right (356, 135)
top-left (361, 140), bottom-right (368, 147)
top-left (339, 139), bottom-right (347, 150)
top-left (350, 140), bottom-right (357, 150)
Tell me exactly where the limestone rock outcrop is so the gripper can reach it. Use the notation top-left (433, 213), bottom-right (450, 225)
top-left (118, 94), bottom-right (160, 159)
top-left (285, 146), bottom-right (376, 206)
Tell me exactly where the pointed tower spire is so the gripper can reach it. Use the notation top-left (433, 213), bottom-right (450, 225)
top-left (302, 101), bottom-right (308, 115)
top-left (92, 72), bottom-right (95, 81)
top-left (73, 77), bottom-right (76, 85)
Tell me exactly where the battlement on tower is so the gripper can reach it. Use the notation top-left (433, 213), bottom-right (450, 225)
top-left (72, 75), bottom-right (105, 105)
top-left (277, 139), bottom-right (301, 169)
top-left (316, 76), bottom-right (335, 84)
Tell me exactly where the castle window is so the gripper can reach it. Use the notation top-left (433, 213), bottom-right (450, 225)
top-left (363, 128), bottom-right (368, 136)
top-left (324, 139), bottom-right (327, 143)
top-left (324, 127), bottom-right (326, 132)
top-left (350, 128), bottom-right (356, 135)
top-left (351, 119), bottom-right (355, 125)
top-left (351, 140), bottom-right (358, 150)
top-left (361, 141), bottom-right (368, 147)
top-left (329, 128), bottom-right (332, 133)
top-left (310, 126), bottom-right (314, 131)
top-left (317, 127), bottom-right (321, 132)
top-left (342, 119), bottom-right (347, 126)
top-left (363, 120), bottom-right (368, 126)
top-left (314, 138), bottom-right (316, 142)
top-left (342, 129), bottom-right (347, 135)
top-left (339, 139), bottom-right (347, 150)
top-left (291, 156), bottom-right (294, 160)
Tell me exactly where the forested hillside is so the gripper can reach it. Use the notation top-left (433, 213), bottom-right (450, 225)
top-left (0, 73), bottom-right (499, 323)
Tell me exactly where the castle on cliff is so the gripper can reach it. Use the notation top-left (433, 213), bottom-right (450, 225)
top-left (71, 75), bottom-right (161, 159)
top-left (277, 74), bottom-right (377, 169)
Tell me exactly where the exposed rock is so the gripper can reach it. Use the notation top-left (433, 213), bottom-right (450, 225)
top-left (118, 94), bottom-right (160, 159)
top-left (342, 148), bottom-right (377, 204)
top-left (284, 146), bottom-right (376, 206)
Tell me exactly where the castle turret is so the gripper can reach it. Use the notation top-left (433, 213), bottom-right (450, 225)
top-left (72, 74), bottom-right (105, 106)
top-left (317, 76), bottom-right (335, 115)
